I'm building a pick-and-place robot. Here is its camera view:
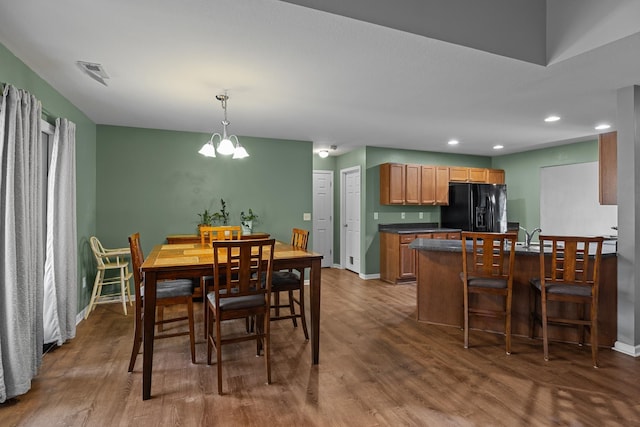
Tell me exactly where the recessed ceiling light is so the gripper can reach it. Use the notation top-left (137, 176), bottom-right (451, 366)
top-left (595, 124), bottom-right (611, 130)
top-left (493, 145), bottom-right (504, 150)
top-left (448, 139), bottom-right (459, 145)
top-left (544, 116), bottom-right (560, 122)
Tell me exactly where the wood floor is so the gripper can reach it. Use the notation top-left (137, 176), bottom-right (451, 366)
top-left (3, 268), bottom-right (640, 426)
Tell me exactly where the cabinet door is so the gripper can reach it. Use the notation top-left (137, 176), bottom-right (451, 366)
top-left (487, 169), bottom-right (505, 184)
top-left (420, 166), bottom-right (436, 204)
top-left (405, 164), bottom-right (421, 204)
top-left (449, 167), bottom-right (469, 182)
top-left (435, 167), bottom-right (450, 204)
top-left (380, 163), bottom-right (405, 205)
top-left (399, 239), bottom-right (416, 279)
top-left (468, 167), bottom-right (488, 183)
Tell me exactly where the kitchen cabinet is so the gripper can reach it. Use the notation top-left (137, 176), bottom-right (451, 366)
top-left (380, 231), bottom-right (461, 284)
top-left (599, 131), bottom-right (617, 205)
top-left (405, 164), bottom-right (421, 205)
top-left (421, 166), bottom-right (449, 205)
top-left (487, 169), bottom-right (505, 184)
top-left (380, 163), bottom-right (405, 204)
top-left (450, 167), bottom-right (488, 183)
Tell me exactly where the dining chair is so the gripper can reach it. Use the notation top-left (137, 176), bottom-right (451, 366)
top-left (206, 238), bottom-right (275, 394)
top-left (127, 232), bottom-right (196, 372)
top-left (460, 231), bottom-right (517, 354)
top-left (270, 228), bottom-right (310, 339)
top-left (529, 235), bottom-right (604, 367)
top-left (86, 236), bottom-right (133, 319)
top-left (201, 225), bottom-right (243, 338)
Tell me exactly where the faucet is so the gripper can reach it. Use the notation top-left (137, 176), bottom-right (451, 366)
top-left (519, 226), bottom-right (541, 247)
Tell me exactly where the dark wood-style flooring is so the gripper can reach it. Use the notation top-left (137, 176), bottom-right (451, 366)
top-left (3, 268), bottom-right (640, 426)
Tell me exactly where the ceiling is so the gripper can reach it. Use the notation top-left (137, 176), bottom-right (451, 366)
top-left (1, 0), bottom-right (640, 157)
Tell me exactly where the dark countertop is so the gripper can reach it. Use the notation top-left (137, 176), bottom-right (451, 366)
top-left (409, 238), bottom-right (618, 257)
top-left (378, 223), bottom-right (461, 234)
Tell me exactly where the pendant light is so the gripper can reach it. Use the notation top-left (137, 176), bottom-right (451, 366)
top-left (199, 92), bottom-right (249, 159)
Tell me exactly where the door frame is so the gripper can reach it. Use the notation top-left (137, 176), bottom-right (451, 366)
top-left (312, 169), bottom-right (334, 268)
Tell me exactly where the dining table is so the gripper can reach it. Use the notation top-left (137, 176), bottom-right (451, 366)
top-left (140, 240), bottom-right (323, 400)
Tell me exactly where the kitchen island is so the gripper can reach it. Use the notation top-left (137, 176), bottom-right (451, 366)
top-left (410, 238), bottom-right (618, 346)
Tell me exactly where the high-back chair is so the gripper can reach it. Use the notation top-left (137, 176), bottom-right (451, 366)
top-left (127, 232), bottom-right (196, 372)
top-left (206, 238), bottom-right (275, 394)
top-left (86, 236), bottom-right (133, 319)
top-left (200, 225), bottom-right (243, 337)
top-left (460, 231), bottom-right (517, 354)
top-left (529, 235), bottom-right (604, 367)
top-left (270, 228), bottom-right (310, 339)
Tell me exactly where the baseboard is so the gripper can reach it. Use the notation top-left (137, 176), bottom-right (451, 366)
top-left (360, 273), bottom-right (380, 280)
top-left (613, 341), bottom-right (640, 357)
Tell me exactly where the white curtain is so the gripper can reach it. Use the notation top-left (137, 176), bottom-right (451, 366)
top-left (43, 118), bottom-right (77, 345)
top-left (0, 84), bottom-right (45, 403)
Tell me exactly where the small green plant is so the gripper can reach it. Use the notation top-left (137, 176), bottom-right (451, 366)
top-left (240, 208), bottom-right (259, 223)
top-left (211, 198), bottom-right (230, 225)
top-left (197, 209), bottom-right (214, 226)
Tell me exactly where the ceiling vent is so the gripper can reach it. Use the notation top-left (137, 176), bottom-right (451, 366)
top-left (76, 61), bottom-right (109, 86)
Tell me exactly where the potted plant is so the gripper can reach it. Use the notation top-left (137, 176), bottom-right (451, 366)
top-left (197, 208), bottom-right (214, 232)
top-left (240, 208), bottom-right (259, 234)
top-left (211, 198), bottom-right (230, 225)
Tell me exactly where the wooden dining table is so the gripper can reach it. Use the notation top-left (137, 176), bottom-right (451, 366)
top-left (140, 240), bottom-right (323, 400)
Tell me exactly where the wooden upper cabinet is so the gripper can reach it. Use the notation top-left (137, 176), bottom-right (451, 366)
top-left (405, 164), bottom-right (421, 205)
top-left (380, 163), bottom-right (405, 205)
top-left (468, 167), bottom-right (488, 182)
top-left (420, 166), bottom-right (449, 205)
top-left (599, 131), bottom-right (617, 205)
top-left (448, 167), bottom-right (470, 182)
top-left (487, 169), bottom-right (505, 184)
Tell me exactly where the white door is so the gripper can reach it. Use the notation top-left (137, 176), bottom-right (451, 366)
top-left (341, 167), bottom-right (361, 274)
top-left (313, 170), bottom-right (333, 268)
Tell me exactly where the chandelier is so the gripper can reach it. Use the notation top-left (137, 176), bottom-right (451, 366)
top-left (199, 92), bottom-right (249, 159)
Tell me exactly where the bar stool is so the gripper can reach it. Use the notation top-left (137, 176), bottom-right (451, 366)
top-left (460, 231), bottom-right (517, 354)
top-left (529, 235), bottom-right (604, 367)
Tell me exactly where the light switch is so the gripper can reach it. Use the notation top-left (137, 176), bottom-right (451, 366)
top-left (303, 213), bottom-right (311, 221)
top-left (374, 212), bottom-right (378, 220)
top-left (401, 212), bottom-right (405, 219)
top-left (419, 212), bottom-right (423, 219)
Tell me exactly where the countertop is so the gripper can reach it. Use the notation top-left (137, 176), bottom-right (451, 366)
top-left (378, 223), bottom-right (461, 234)
top-left (409, 238), bottom-right (618, 257)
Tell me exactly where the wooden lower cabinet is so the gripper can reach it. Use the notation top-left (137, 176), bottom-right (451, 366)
top-left (380, 231), bottom-right (460, 284)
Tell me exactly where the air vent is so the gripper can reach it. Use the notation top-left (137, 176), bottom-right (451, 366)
top-left (76, 61), bottom-right (109, 86)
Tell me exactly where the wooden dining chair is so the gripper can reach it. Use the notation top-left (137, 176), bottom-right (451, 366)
top-left (86, 236), bottom-right (133, 319)
top-left (460, 231), bottom-right (517, 354)
top-left (200, 225), bottom-right (243, 338)
top-left (127, 232), bottom-right (196, 372)
top-left (270, 228), bottom-right (310, 339)
top-left (529, 235), bottom-right (604, 367)
top-left (206, 238), bottom-right (275, 394)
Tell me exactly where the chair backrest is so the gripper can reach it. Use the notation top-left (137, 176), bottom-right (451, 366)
top-left (212, 239), bottom-right (275, 300)
top-left (290, 228), bottom-right (309, 250)
top-left (128, 232), bottom-right (145, 300)
top-left (538, 235), bottom-right (604, 291)
top-left (200, 225), bottom-right (242, 245)
top-left (461, 232), bottom-right (516, 281)
top-left (90, 235), bottom-right (125, 269)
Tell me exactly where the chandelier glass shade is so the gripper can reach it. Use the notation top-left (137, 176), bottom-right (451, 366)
top-left (199, 92), bottom-right (248, 159)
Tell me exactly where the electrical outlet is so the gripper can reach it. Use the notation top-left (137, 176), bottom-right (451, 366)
top-left (401, 212), bottom-right (405, 219)
top-left (82, 276), bottom-right (87, 289)
top-left (419, 212), bottom-right (424, 219)
top-left (303, 213), bottom-right (311, 221)
top-left (374, 212), bottom-right (378, 220)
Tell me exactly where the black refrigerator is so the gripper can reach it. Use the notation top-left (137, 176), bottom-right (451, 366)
top-left (440, 183), bottom-right (507, 232)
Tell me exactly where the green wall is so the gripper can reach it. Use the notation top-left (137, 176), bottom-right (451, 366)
top-left (96, 125), bottom-right (313, 255)
top-left (492, 139), bottom-right (598, 241)
top-left (0, 42), bottom-right (98, 312)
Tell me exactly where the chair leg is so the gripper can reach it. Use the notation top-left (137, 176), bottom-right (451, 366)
top-left (274, 292), bottom-right (280, 317)
top-left (505, 288), bottom-right (512, 355)
top-left (263, 313), bottom-right (271, 385)
top-left (541, 291), bottom-right (549, 362)
top-left (119, 267), bottom-right (128, 316)
top-left (577, 303), bottom-right (585, 346)
top-left (288, 290), bottom-right (298, 328)
top-left (157, 306), bottom-right (164, 332)
top-left (529, 286), bottom-right (537, 339)
top-left (216, 310), bottom-right (223, 395)
top-left (187, 298), bottom-right (196, 364)
top-left (128, 301), bottom-right (143, 372)
top-left (463, 284), bottom-right (469, 349)
top-left (206, 301), bottom-right (213, 365)
top-left (297, 284), bottom-right (309, 340)
top-left (85, 270), bottom-right (103, 319)
top-left (591, 303), bottom-right (599, 368)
